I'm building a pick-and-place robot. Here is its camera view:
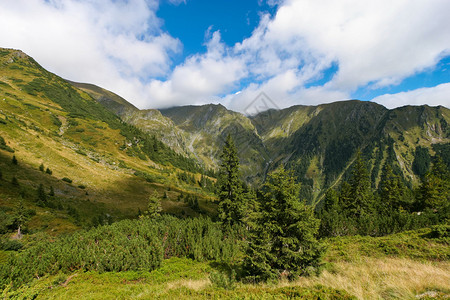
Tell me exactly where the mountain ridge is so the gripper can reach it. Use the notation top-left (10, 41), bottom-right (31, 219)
top-left (73, 79), bottom-right (449, 204)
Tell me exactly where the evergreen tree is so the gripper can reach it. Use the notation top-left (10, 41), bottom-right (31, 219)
top-left (45, 167), bottom-right (52, 175)
top-left (12, 155), bottom-right (17, 165)
top-left (412, 146), bottom-right (431, 178)
top-left (0, 169), bottom-right (2, 180)
top-left (318, 189), bottom-right (349, 237)
top-left (418, 156), bottom-right (449, 211)
top-left (378, 164), bottom-right (403, 211)
top-left (39, 163), bottom-right (44, 172)
top-left (216, 134), bottom-right (246, 226)
top-left (49, 186), bottom-right (55, 197)
top-left (344, 151), bottom-right (373, 218)
top-left (143, 190), bottom-right (162, 218)
top-left (36, 184), bottom-right (47, 206)
top-left (244, 167), bottom-right (323, 281)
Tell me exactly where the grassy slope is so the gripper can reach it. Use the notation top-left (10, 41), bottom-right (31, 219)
top-left (0, 48), bottom-right (216, 233)
top-left (4, 227), bottom-right (448, 299)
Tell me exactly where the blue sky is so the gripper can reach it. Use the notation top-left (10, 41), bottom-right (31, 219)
top-left (158, 0), bottom-right (277, 60)
top-left (0, 0), bottom-right (449, 112)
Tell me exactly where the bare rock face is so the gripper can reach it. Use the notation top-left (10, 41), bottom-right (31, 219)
top-left (13, 50), bottom-right (27, 59)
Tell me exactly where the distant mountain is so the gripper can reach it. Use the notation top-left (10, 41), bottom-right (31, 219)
top-left (158, 101), bottom-right (448, 203)
top-left (82, 79), bottom-right (448, 204)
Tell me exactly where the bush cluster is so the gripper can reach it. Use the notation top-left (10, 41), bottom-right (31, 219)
top-left (0, 215), bottom-right (242, 289)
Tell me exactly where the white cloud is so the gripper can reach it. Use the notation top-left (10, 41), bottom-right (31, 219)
top-left (146, 31), bottom-right (247, 107)
top-left (372, 83), bottom-right (450, 109)
top-left (238, 0), bottom-right (450, 90)
top-left (0, 0), bottom-right (180, 107)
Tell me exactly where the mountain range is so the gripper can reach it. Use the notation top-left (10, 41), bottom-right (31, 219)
top-left (74, 75), bottom-right (449, 204)
top-left (1, 46), bottom-right (449, 224)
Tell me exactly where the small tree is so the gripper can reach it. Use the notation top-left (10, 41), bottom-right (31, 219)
top-left (143, 190), bottom-right (162, 218)
top-left (36, 184), bottom-right (47, 206)
top-left (12, 155), bottom-right (18, 165)
top-left (244, 167), bottom-right (323, 281)
top-left (39, 163), bottom-right (45, 172)
top-left (45, 167), bottom-right (52, 175)
top-left (49, 186), bottom-right (55, 197)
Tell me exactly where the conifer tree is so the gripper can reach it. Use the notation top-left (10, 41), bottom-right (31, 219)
top-left (344, 151), bottom-right (373, 218)
top-left (318, 189), bottom-right (348, 237)
top-left (12, 155), bottom-right (17, 165)
top-left (36, 184), bottom-right (47, 206)
top-left (244, 167), bottom-right (323, 281)
top-left (378, 164), bottom-right (403, 211)
top-left (39, 163), bottom-right (44, 172)
top-left (418, 156), bottom-right (449, 211)
top-left (216, 134), bottom-right (246, 226)
top-left (143, 190), bottom-right (162, 218)
top-left (49, 186), bottom-right (55, 197)
top-left (0, 169), bottom-right (2, 180)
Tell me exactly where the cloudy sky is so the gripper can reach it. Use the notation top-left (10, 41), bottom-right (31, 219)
top-left (1, 0), bottom-right (449, 112)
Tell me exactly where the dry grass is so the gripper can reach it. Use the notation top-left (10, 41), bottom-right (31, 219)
top-left (166, 279), bottom-right (211, 291)
top-left (292, 257), bottom-right (450, 299)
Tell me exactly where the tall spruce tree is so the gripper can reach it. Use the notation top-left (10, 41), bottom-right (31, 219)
top-left (344, 150), bottom-right (373, 218)
top-left (378, 164), bottom-right (403, 211)
top-left (244, 167), bottom-right (323, 281)
top-left (318, 189), bottom-right (349, 237)
top-left (418, 156), bottom-right (449, 211)
top-left (216, 134), bottom-right (246, 226)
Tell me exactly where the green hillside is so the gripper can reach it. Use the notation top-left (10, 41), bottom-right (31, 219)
top-left (0, 48), bottom-right (216, 235)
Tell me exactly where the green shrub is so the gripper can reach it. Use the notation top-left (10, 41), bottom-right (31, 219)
top-left (209, 270), bottom-right (236, 290)
top-left (425, 224), bottom-right (449, 239)
top-left (62, 177), bottom-right (72, 183)
top-left (0, 216), bottom-right (242, 290)
top-left (0, 240), bottom-right (23, 251)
